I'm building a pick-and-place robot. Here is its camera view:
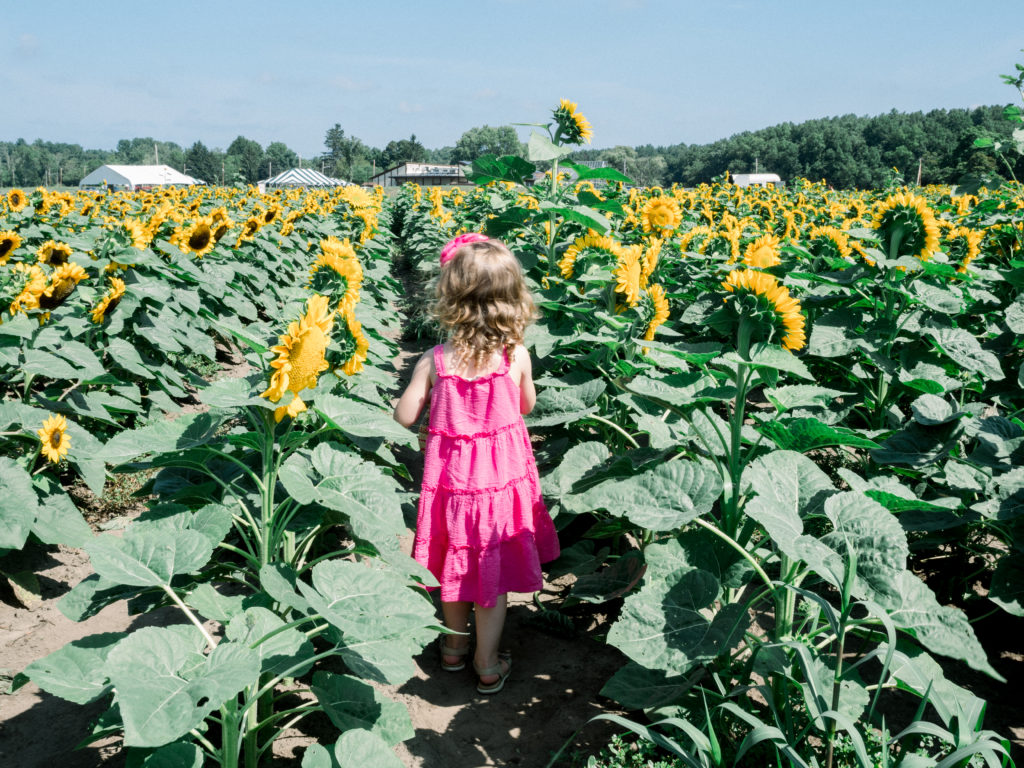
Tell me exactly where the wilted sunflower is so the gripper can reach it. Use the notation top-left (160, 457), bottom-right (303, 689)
top-left (558, 232), bottom-right (620, 279)
top-left (37, 240), bottom-right (74, 266)
top-left (310, 237), bottom-right (363, 316)
top-left (721, 269), bottom-right (806, 351)
top-left (613, 245), bottom-right (643, 307)
top-left (742, 233), bottom-right (782, 269)
top-left (37, 414), bottom-right (71, 464)
top-left (643, 283), bottom-right (670, 342)
top-left (946, 226), bottom-right (984, 273)
top-left (873, 192), bottom-right (940, 262)
top-left (553, 99), bottom-right (593, 145)
top-left (0, 230), bottom-right (22, 264)
top-left (91, 276), bottom-right (126, 323)
top-left (261, 294), bottom-right (335, 422)
top-left (6, 262), bottom-right (47, 314)
top-left (171, 216), bottom-right (216, 258)
top-left (641, 196), bottom-right (682, 236)
top-left (337, 308), bottom-right (370, 376)
top-left (6, 188), bottom-right (27, 211)
top-left (40, 262), bottom-right (89, 309)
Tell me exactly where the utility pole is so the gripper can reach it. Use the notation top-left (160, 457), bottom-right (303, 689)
top-left (916, 157), bottom-right (923, 186)
top-left (268, 160), bottom-right (272, 179)
top-left (221, 161), bottom-right (225, 186)
top-left (155, 143), bottom-right (159, 165)
top-left (755, 157), bottom-right (759, 174)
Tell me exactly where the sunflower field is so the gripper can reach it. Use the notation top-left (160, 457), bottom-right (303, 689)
top-left (3, 96), bottom-right (1024, 767)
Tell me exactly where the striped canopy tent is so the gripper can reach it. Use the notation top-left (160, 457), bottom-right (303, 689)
top-left (262, 168), bottom-right (348, 188)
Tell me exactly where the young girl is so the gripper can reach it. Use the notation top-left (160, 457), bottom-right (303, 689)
top-left (394, 233), bottom-right (560, 694)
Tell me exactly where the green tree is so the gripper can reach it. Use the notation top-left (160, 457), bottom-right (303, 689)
top-left (226, 136), bottom-right (265, 183)
top-left (450, 125), bottom-right (523, 163)
top-left (381, 134), bottom-right (427, 167)
top-left (323, 124), bottom-right (367, 180)
top-left (185, 141), bottom-right (219, 184)
top-left (263, 141), bottom-right (299, 178)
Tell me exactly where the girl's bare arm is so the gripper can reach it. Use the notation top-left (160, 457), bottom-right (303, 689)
top-left (514, 344), bottom-right (537, 415)
top-left (393, 352), bottom-right (434, 427)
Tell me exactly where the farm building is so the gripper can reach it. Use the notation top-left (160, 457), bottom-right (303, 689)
top-left (78, 164), bottom-right (200, 190)
top-left (259, 168), bottom-right (349, 191)
top-left (366, 162), bottom-right (469, 187)
top-left (731, 172), bottom-right (782, 188)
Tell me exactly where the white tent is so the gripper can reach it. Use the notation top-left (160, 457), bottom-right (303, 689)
top-left (732, 173), bottom-right (783, 188)
top-left (79, 164), bottom-right (200, 189)
top-left (261, 168), bottom-right (348, 189)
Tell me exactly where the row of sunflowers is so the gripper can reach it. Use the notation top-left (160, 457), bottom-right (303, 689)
top-left (387, 96), bottom-right (1022, 767)
top-left (4, 182), bottom-right (451, 766)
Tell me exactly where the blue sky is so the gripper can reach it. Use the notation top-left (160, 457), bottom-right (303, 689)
top-left (3, 0), bottom-right (1022, 157)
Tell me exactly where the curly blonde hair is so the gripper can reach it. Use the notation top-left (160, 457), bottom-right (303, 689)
top-left (433, 239), bottom-right (538, 368)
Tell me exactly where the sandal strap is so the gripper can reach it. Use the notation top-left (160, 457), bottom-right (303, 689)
top-left (440, 643), bottom-right (469, 656)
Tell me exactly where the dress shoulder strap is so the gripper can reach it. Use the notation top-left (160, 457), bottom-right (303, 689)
top-left (433, 345), bottom-right (447, 377)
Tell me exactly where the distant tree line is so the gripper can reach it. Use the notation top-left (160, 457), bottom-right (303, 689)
top-left (570, 105), bottom-right (1024, 189)
top-left (1, 106), bottom-right (1019, 189)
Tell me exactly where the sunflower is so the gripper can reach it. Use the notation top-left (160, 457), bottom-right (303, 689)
top-left (678, 225), bottom-right (714, 254)
top-left (0, 230), bottom-right (22, 264)
top-left (640, 238), bottom-right (662, 288)
top-left (806, 225), bottom-right (852, 261)
top-left (91, 276), bottom-right (126, 323)
top-left (742, 233), bottom-right (782, 269)
top-left (946, 226), bottom-right (984, 273)
top-left (122, 219), bottom-right (151, 249)
top-left (171, 216), bottom-right (216, 258)
top-left (641, 196), bottom-right (682, 236)
top-left (6, 262), bottom-right (47, 314)
top-left (721, 269), bottom-right (806, 351)
top-left (553, 99), bottom-right (593, 145)
top-left (235, 216), bottom-right (262, 246)
top-left (40, 262), bottom-right (89, 309)
top-left (643, 283), bottom-right (670, 342)
top-left (338, 308), bottom-right (370, 376)
top-left (310, 236), bottom-right (363, 315)
top-left (6, 188), bottom-right (27, 211)
top-left (261, 294), bottom-right (335, 422)
top-left (613, 245), bottom-right (643, 307)
top-left (558, 232), bottom-right (620, 278)
top-left (873, 192), bottom-right (940, 262)
top-left (37, 414), bottom-right (71, 464)
top-left (36, 240), bottom-right (74, 266)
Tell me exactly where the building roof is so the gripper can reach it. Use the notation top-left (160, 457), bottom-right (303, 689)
top-left (79, 164), bottom-right (199, 187)
top-left (263, 167), bottom-right (348, 187)
top-left (366, 162), bottom-right (466, 184)
top-left (731, 173), bottom-right (782, 187)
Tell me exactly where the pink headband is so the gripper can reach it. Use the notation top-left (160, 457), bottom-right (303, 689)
top-left (440, 232), bottom-right (489, 265)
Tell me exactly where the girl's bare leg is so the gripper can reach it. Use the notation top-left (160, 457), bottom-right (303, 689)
top-left (473, 594), bottom-right (508, 683)
top-left (441, 600), bottom-right (472, 666)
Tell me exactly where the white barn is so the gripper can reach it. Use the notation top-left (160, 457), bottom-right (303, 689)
top-left (731, 173), bottom-right (782, 188)
top-left (366, 162), bottom-right (469, 188)
top-left (79, 164), bottom-right (200, 190)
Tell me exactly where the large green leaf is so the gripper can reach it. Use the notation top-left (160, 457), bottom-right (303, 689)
top-left (226, 607), bottom-right (315, 678)
top-left (989, 551), bottom-right (1024, 617)
top-left (279, 443), bottom-right (408, 552)
top-left (23, 631), bottom-right (125, 704)
top-left (131, 742), bottom-right (204, 768)
top-left (316, 394), bottom-right (417, 449)
top-left (763, 385), bottom-right (850, 413)
top-left (600, 661), bottom-right (695, 709)
top-left (608, 570), bottom-right (748, 676)
top-left (757, 417), bottom-right (880, 452)
top-left (86, 527), bottom-right (215, 587)
top-left (527, 131), bottom-right (572, 162)
top-left (883, 641), bottom-right (989, 728)
top-left (101, 412), bottom-right (227, 464)
top-left (542, 441), bottom-right (610, 500)
top-left (332, 729), bottom-right (405, 768)
top-left (625, 372), bottom-right (733, 407)
top-left (883, 570), bottom-right (1001, 679)
top-left (297, 559), bottom-right (437, 684)
top-left (923, 327), bottom-right (1004, 381)
top-left (31, 486), bottom-right (93, 547)
top-left (722, 344), bottom-right (813, 380)
top-left (107, 627), bottom-right (260, 747)
top-left (525, 378), bottom-right (605, 428)
top-left (310, 671), bottom-right (414, 746)
top-left (0, 458), bottom-right (39, 550)
top-left (576, 459), bottom-right (722, 531)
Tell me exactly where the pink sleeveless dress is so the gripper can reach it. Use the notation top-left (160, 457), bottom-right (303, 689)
top-left (413, 345), bottom-right (560, 607)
